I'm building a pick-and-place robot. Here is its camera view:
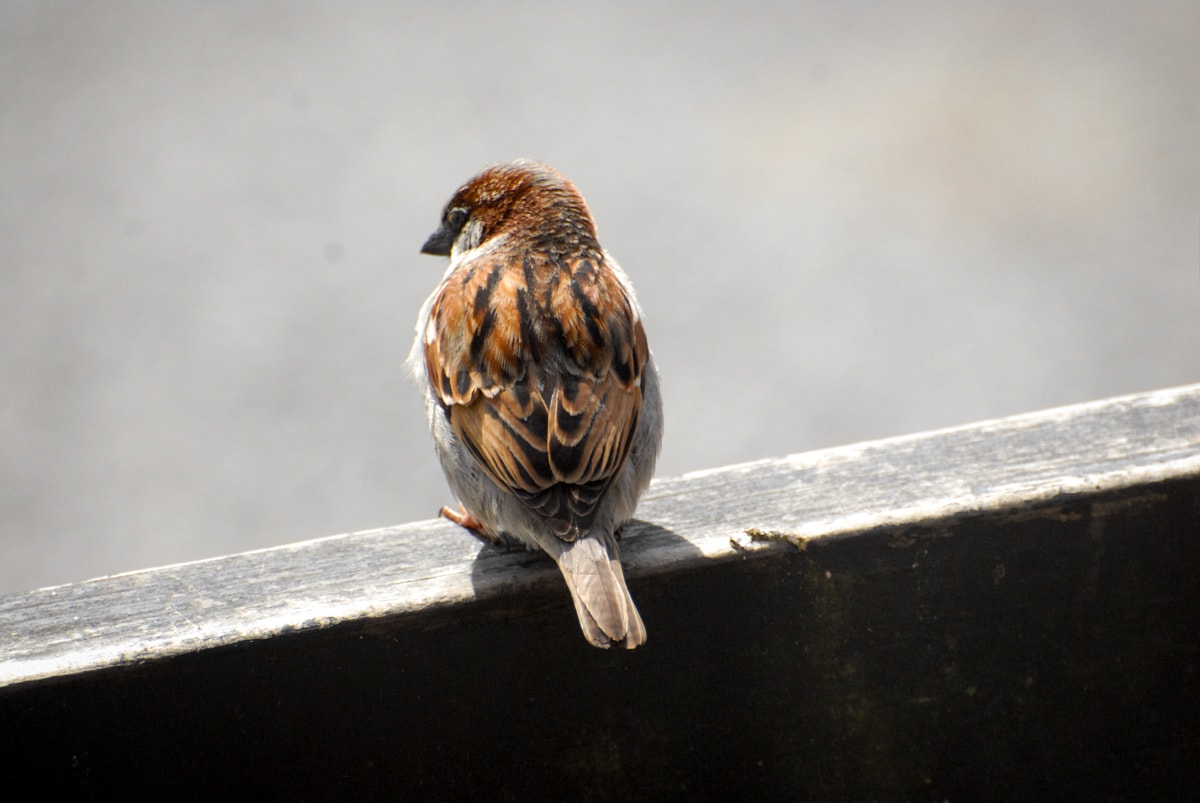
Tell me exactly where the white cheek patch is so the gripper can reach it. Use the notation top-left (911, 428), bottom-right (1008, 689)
top-left (451, 219), bottom-right (485, 258)
top-left (448, 231), bottom-right (508, 269)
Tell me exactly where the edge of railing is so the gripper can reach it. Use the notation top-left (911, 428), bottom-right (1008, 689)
top-left (2, 382), bottom-right (1198, 690)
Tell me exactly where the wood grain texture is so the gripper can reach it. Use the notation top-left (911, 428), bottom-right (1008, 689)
top-left (2, 383), bottom-right (1198, 689)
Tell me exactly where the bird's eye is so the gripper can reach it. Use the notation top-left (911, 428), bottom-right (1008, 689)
top-left (446, 207), bottom-right (469, 234)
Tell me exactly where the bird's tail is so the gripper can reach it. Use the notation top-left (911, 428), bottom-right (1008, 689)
top-left (553, 535), bottom-right (646, 649)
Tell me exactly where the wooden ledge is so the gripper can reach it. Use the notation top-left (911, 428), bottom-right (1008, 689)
top-left (3, 383), bottom-right (1198, 690)
top-left (2, 384), bottom-right (1198, 798)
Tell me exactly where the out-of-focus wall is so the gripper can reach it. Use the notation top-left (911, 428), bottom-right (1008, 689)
top-left (1, 1), bottom-right (1196, 593)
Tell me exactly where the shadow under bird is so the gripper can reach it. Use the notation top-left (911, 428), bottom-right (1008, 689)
top-left (410, 160), bottom-right (663, 648)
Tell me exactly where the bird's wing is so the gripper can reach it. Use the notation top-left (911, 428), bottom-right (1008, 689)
top-left (422, 253), bottom-right (647, 539)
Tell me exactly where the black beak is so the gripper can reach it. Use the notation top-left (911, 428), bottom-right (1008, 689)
top-left (420, 224), bottom-right (453, 256)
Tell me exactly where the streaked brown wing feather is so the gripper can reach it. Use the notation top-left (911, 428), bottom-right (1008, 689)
top-left (424, 252), bottom-right (647, 538)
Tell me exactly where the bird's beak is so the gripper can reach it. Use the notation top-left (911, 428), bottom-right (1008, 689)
top-left (420, 224), bottom-right (453, 256)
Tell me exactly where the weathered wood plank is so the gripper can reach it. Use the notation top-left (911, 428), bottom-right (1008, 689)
top-left (1, 384), bottom-right (1198, 798)
top-left (2, 384), bottom-right (1197, 688)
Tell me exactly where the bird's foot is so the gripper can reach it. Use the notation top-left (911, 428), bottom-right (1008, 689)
top-left (439, 504), bottom-right (503, 546)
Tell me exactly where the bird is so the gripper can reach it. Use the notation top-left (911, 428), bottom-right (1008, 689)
top-left (410, 160), bottom-right (662, 649)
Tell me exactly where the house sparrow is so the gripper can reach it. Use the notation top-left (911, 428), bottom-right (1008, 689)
top-left (410, 160), bottom-right (662, 649)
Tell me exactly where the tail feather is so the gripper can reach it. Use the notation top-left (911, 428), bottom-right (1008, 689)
top-left (554, 536), bottom-right (646, 649)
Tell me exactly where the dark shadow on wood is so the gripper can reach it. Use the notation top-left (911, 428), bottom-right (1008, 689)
top-left (465, 519), bottom-right (702, 638)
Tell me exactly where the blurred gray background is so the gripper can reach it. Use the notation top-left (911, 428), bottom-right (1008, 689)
top-left (1, 2), bottom-right (1196, 595)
